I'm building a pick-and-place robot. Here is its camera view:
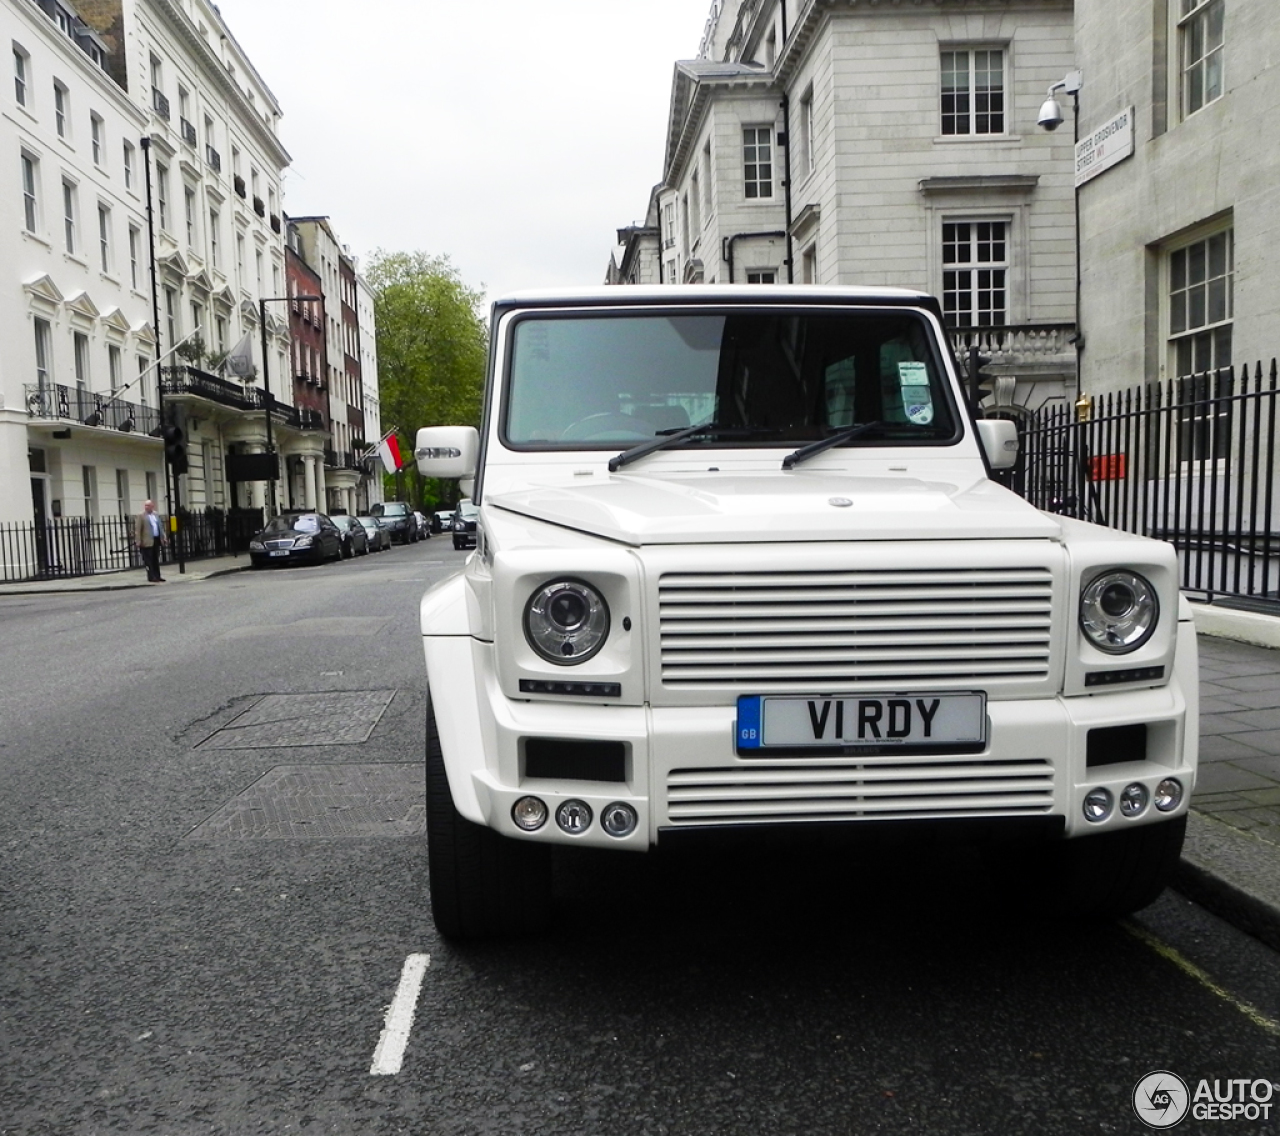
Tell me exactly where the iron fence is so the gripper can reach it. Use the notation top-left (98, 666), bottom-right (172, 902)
top-left (0, 507), bottom-right (264, 584)
top-left (1017, 360), bottom-right (1280, 607)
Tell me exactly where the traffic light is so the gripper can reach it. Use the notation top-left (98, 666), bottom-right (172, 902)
top-left (163, 422), bottom-right (188, 475)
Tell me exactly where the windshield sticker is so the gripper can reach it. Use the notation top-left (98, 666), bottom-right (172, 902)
top-left (898, 362), bottom-right (934, 425)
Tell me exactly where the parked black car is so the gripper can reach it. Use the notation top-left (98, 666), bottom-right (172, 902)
top-left (249, 513), bottom-right (344, 567)
top-left (331, 514), bottom-right (370, 557)
top-left (372, 501), bottom-right (419, 544)
top-left (357, 515), bottom-right (392, 552)
top-left (451, 499), bottom-right (479, 550)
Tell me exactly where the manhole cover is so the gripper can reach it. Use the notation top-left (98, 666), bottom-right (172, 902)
top-left (197, 690), bottom-right (396, 749)
top-left (186, 764), bottom-right (424, 840)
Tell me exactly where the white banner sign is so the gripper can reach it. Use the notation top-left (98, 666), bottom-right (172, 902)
top-left (1075, 106), bottom-right (1135, 187)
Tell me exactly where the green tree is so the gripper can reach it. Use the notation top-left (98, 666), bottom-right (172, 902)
top-left (366, 250), bottom-right (488, 508)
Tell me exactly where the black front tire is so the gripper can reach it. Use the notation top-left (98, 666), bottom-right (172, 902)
top-left (426, 703), bottom-right (552, 940)
top-left (997, 816), bottom-right (1187, 920)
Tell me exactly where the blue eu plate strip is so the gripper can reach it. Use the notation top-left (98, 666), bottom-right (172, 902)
top-left (736, 696), bottom-right (762, 749)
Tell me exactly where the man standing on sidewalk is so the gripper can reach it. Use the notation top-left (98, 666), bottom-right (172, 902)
top-left (135, 499), bottom-right (167, 583)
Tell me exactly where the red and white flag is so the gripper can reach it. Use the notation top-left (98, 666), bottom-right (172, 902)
top-left (376, 434), bottom-right (403, 474)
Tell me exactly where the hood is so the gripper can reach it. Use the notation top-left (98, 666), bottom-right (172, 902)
top-left (488, 470), bottom-right (1062, 545)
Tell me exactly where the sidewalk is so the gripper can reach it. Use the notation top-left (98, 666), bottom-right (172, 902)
top-left (0, 553), bottom-right (249, 593)
top-left (5, 562), bottom-right (1280, 944)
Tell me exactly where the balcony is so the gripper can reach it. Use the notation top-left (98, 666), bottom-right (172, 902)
top-left (253, 195), bottom-right (265, 218)
top-left (161, 365), bottom-right (328, 431)
top-left (947, 323), bottom-right (1077, 374)
top-left (151, 87), bottom-right (170, 121)
top-left (205, 144), bottom-right (221, 172)
top-left (234, 174), bottom-right (246, 198)
top-left (25, 383), bottom-right (161, 436)
top-left (270, 214), bottom-right (281, 234)
top-left (180, 117), bottom-right (197, 147)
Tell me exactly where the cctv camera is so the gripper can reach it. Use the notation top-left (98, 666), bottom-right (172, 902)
top-left (1037, 96), bottom-right (1064, 131)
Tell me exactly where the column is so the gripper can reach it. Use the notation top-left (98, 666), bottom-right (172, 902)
top-left (303, 455), bottom-right (317, 510)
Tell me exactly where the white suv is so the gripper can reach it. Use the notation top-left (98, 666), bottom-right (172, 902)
top-left (415, 286), bottom-right (1197, 939)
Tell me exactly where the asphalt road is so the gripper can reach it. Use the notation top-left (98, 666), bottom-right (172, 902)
top-left (1, 543), bottom-right (1279, 1135)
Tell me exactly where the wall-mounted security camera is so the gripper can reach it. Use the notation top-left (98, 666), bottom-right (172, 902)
top-left (1037, 96), bottom-right (1065, 131)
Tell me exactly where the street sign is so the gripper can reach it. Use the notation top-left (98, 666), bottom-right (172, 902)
top-left (1076, 106), bottom-right (1135, 187)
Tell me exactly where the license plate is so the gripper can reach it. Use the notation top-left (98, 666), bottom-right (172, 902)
top-left (269, 549), bottom-right (289, 557)
top-left (736, 692), bottom-right (986, 752)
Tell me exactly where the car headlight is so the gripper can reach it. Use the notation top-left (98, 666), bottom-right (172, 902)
top-left (294, 535), bottom-right (313, 548)
top-left (524, 579), bottom-right (610, 665)
top-left (249, 540), bottom-right (264, 551)
top-left (1080, 570), bottom-right (1158, 653)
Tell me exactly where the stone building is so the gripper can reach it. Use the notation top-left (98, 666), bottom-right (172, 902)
top-left (1072, 0), bottom-right (1277, 395)
top-left (620, 0), bottom-right (1080, 414)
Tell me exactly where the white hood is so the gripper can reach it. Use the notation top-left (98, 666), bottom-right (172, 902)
top-left (487, 469), bottom-right (1062, 545)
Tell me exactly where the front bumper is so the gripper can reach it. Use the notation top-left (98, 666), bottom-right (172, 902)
top-left (426, 620), bottom-right (1197, 852)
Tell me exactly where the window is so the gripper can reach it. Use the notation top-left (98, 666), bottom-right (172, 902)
top-left (138, 355), bottom-right (151, 406)
top-left (91, 113), bottom-right (103, 165)
top-left (1170, 227), bottom-right (1233, 378)
top-left (14, 45), bottom-right (28, 107)
top-left (255, 248), bottom-right (263, 293)
top-left (184, 184), bottom-right (196, 245)
top-left (942, 221), bottom-right (1008, 326)
top-left (236, 232), bottom-right (245, 277)
top-left (940, 48), bottom-right (1005, 135)
top-left (743, 126), bottom-right (773, 199)
top-left (21, 151), bottom-right (38, 232)
top-left (146, 470), bottom-right (157, 502)
top-left (164, 286), bottom-right (178, 348)
top-left (83, 466), bottom-right (98, 519)
top-left (746, 270), bottom-right (776, 284)
top-left (128, 224), bottom-right (140, 288)
top-left (122, 140), bottom-right (134, 189)
top-left (34, 317), bottom-right (52, 390)
top-left (54, 81), bottom-right (68, 137)
top-left (156, 163), bottom-right (169, 231)
top-left (116, 469), bottom-right (130, 516)
top-left (209, 209), bottom-right (220, 268)
top-left (191, 300), bottom-right (204, 345)
top-left (74, 331), bottom-right (90, 390)
top-left (690, 171), bottom-right (701, 236)
top-left (802, 246), bottom-right (818, 284)
top-left (62, 177), bottom-right (77, 253)
top-left (798, 85), bottom-right (815, 177)
top-left (701, 142), bottom-right (712, 214)
top-left (1180, 0), bottom-right (1224, 118)
top-left (108, 344), bottom-right (122, 392)
top-left (97, 202), bottom-right (111, 272)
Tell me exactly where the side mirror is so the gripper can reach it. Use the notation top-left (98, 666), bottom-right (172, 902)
top-left (415, 425), bottom-right (479, 479)
top-left (976, 419), bottom-right (1019, 471)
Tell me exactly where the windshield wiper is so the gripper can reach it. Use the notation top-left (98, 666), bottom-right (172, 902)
top-left (782, 421), bottom-right (887, 470)
top-left (609, 420), bottom-right (766, 472)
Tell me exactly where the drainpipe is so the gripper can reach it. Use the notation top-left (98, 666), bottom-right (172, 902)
top-left (780, 94), bottom-right (795, 282)
top-left (722, 231), bottom-right (788, 283)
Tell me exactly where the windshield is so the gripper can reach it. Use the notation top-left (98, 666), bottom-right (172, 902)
top-left (502, 309), bottom-right (958, 451)
top-left (377, 503), bottom-right (411, 517)
top-left (263, 514), bottom-right (322, 535)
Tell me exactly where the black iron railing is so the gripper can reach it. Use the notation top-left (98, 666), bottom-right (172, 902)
top-left (1017, 360), bottom-right (1280, 607)
top-left (25, 383), bottom-right (161, 435)
top-left (0, 508), bottom-right (264, 584)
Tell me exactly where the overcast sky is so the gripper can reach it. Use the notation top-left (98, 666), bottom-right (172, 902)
top-left (213, 0), bottom-right (713, 305)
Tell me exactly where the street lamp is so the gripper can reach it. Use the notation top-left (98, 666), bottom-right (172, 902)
top-left (259, 293), bottom-right (320, 516)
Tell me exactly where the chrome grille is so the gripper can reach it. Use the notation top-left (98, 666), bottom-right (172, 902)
top-left (658, 567), bottom-right (1054, 690)
top-left (665, 757), bottom-right (1055, 826)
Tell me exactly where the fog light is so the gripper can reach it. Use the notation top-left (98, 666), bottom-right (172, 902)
top-left (600, 802), bottom-right (638, 838)
top-left (1154, 778), bottom-right (1184, 813)
top-left (555, 799), bottom-right (593, 834)
top-left (1119, 782), bottom-right (1149, 818)
top-left (1083, 787), bottom-right (1114, 823)
top-left (512, 796), bottom-right (548, 831)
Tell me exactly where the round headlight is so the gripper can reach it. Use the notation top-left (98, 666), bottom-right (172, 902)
top-left (1080, 571), bottom-right (1158, 654)
top-left (524, 579), bottom-right (610, 665)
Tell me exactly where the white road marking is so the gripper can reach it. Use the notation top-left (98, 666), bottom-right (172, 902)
top-left (369, 953), bottom-right (430, 1075)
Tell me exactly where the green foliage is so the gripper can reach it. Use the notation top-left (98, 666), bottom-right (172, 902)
top-left (366, 251), bottom-right (488, 508)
